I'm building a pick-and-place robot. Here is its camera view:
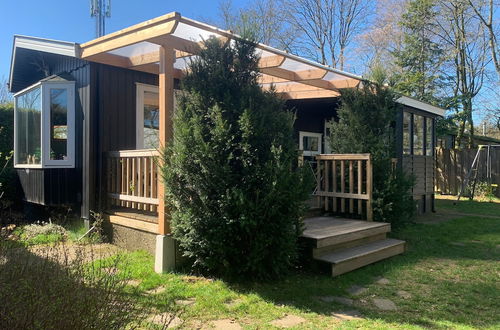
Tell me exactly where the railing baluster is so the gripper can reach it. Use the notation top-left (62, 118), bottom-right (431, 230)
top-left (349, 160), bottom-right (354, 214)
top-left (357, 160), bottom-right (362, 215)
top-left (340, 160), bottom-right (345, 213)
top-left (324, 159), bottom-right (329, 211)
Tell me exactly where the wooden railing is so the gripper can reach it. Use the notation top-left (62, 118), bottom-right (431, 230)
top-left (315, 154), bottom-right (373, 221)
top-left (106, 149), bottom-right (160, 214)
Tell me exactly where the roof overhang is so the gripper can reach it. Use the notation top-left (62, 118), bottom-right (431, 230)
top-left (397, 96), bottom-right (446, 117)
top-left (78, 12), bottom-right (363, 100)
top-left (9, 35), bottom-right (78, 92)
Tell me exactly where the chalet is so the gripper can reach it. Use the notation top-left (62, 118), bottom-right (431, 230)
top-left (8, 13), bottom-right (445, 276)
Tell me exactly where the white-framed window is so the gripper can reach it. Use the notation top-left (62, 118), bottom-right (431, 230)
top-left (14, 80), bottom-right (75, 168)
top-left (136, 83), bottom-right (159, 150)
top-left (299, 131), bottom-right (322, 157)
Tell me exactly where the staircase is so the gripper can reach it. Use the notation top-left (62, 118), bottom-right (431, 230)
top-left (301, 217), bottom-right (405, 277)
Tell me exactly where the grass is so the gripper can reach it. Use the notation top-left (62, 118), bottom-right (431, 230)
top-left (435, 194), bottom-right (500, 217)
top-left (2, 219), bottom-right (100, 248)
top-left (2, 197), bottom-right (499, 329)
top-left (91, 196), bottom-right (500, 329)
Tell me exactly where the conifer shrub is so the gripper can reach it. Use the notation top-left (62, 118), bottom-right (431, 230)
top-left (161, 37), bottom-right (312, 280)
top-left (329, 84), bottom-right (415, 227)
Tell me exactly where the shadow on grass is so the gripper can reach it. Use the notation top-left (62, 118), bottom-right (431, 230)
top-left (225, 215), bottom-right (500, 328)
top-left (0, 242), bottom-right (158, 329)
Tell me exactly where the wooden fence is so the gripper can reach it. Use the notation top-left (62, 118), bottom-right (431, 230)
top-left (106, 149), bottom-right (160, 214)
top-left (435, 147), bottom-right (500, 197)
top-left (315, 154), bottom-right (373, 221)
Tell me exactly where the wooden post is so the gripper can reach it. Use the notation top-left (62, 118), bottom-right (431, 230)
top-left (324, 160), bottom-right (329, 211)
top-left (366, 156), bottom-right (373, 221)
top-left (157, 45), bottom-right (175, 235)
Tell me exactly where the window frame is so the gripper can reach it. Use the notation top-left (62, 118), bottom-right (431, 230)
top-left (299, 131), bottom-right (322, 157)
top-left (402, 110), bottom-right (435, 157)
top-left (136, 83), bottom-right (159, 150)
top-left (14, 80), bottom-right (75, 169)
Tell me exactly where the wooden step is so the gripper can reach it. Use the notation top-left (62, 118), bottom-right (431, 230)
top-left (302, 217), bottom-right (391, 248)
top-left (312, 232), bottom-right (387, 258)
top-left (315, 239), bottom-right (405, 277)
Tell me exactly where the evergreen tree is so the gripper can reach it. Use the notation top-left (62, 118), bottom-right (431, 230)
top-left (161, 37), bottom-right (312, 280)
top-left (329, 85), bottom-right (415, 227)
top-left (393, 0), bottom-right (443, 104)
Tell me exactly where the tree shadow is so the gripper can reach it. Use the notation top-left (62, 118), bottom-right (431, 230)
top-left (0, 242), bottom-right (156, 329)
top-left (226, 215), bottom-right (500, 328)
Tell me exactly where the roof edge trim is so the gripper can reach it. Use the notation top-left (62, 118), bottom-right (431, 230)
top-left (397, 95), bottom-right (446, 117)
top-left (9, 35), bottom-right (78, 91)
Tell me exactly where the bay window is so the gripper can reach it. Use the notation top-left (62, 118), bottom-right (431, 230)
top-left (14, 80), bottom-right (75, 168)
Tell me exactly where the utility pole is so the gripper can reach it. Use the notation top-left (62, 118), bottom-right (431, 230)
top-left (90, 0), bottom-right (111, 38)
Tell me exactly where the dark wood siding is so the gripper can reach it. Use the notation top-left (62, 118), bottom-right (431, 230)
top-left (17, 169), bottom-right (44, 205)
top-left (287, 98), bottom-right (339, 134)
top-left (93, 64), bottom-right (158, 152)
top-left (91, 64), bottom-right (158, 213)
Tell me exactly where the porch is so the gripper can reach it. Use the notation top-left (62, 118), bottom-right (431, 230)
top-left (103, 152), bottom-right (376, 235)
top-left (102, 150), bottom-right (405, 276)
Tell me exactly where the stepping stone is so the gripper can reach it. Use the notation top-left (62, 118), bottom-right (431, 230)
top-left (317, 296), bottom-right (353, 306)
top-left (374, 277), bottom-right (390, 285)
top-left (148, 312), bottom-right (183, 328)
top-left (175, 298), bottom-right (196, 306)
top-left (372, 298), bottom-right (397, 311)
top-left (124, 279), bottom-right (141, 286)
top-left (209, 319), bottom-right (242, 330)
top-left (146, 286), bottom-right (166, 295)
top-left (450, 242), bottom-right (465, 246)
top-left (347, 285), bottom-right (368, 296)
top-left (331, 310), bottom-right (363, 321)
top-left (270, 315), bottom-right (306, 328)
top-left (396, 290), bottom-right (412, 299)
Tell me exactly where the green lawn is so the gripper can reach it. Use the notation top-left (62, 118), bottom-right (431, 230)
top-left (435, 194), bottom-right (500, 217)
top-left (96, 197), bottom-right (500, 329)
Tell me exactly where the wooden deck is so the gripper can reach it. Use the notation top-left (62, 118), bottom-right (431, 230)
top-left (301, 217), bottom-right (405, 277)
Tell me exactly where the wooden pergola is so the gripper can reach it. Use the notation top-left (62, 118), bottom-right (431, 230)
top-left (78, 12), bottom-right (363, 237)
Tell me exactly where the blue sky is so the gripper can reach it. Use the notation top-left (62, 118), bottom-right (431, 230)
top-left (0, 0), bottom-right (235, 81)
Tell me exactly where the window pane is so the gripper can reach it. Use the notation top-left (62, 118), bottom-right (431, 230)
top-left (413, 115), bottom-right (424, 155)
top-left (303, 136), bottom-right (319, 151)
top-left (143, 91), bottom-right (159, 149)
top-left (49, 88), bottom-right (68, 160)
top-left (16, 87), bottom-right (41, 164)
top-left (426, 117), bottom-right (433, 156)
top-left (403, 112), bottom-right (411, 155)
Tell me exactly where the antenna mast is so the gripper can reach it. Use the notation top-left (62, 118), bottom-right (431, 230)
top-left (90, 0), bottom-right (111, 38)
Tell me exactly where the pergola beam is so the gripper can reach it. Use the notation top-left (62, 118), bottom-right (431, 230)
top-left (80, 12), bottom-right (179, 58)
top-left (258, 55), bottom-right (286, 69)
top-left (279, 89), bottom-right (340, 99)
top-left (129, 51), bottom-right (160, 67)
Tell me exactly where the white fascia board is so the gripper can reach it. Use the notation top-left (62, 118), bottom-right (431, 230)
top-left (13, 35), bottom-right (78, 57)
top-left (397, 96), bottom-right (446, 117)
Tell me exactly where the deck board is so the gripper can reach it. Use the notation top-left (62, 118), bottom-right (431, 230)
top-left (301, 217), bottom-right (388, 240)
